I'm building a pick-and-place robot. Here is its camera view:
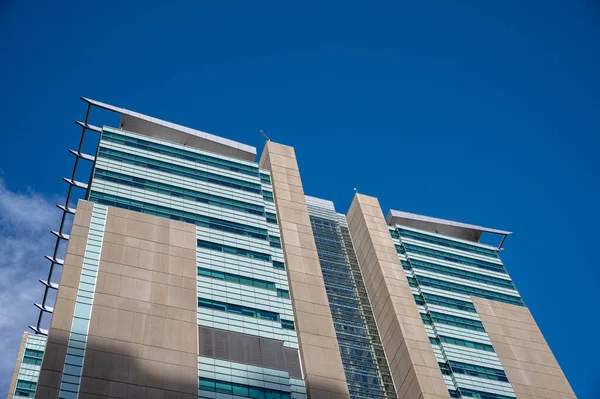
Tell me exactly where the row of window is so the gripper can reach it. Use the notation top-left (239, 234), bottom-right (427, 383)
top-left (98, 146), bottom-right (264, 194)
top-left (89, 192), bottom-right (269, 240)
top-left (420, 292), bottom-right (477, 313)
top-left (429, 311), bottom-right (486, 332)
top-left (197, 297), bottom-right (295, 330)
top-left (15, 380), bottom-right (36, 397)
top-left (397, 228), bottom-right (499, 258)
top-left (199, 377), bottom-right (291, 399)
top-left (22, 348), bottom-right (44, 365)
top-left (416, 275), bottom-right (525, 307)
top-left (438, 335), bottom-right (495, 352)
top-left (197, 239), bottom-right (273, 263)
top-left (403, 243), bottom-right (507, 274)
top-left (446, 360), bottom-right (509, 382)
top-left (197, 266), bottom-right (290, 299)
top-left (260, 173), bottom-right (272, 185)
top-left (448, 388), bottom-right (515, 399)
top-left (409, 258), bottom-right (516, 290)
top-left (94, 168), bottom-right (266, 217)
top-left (102, 130), bottom-right (260, 176)
top-left (265, 212), bottom-right (278, 224)
top-left (269, 236), bottom-right (282, 248)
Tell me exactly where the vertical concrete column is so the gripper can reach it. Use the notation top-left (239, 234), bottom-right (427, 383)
top-left (7, 332), bottom-right (29, 399)
top-left (472, 298), bottom-right (576, 399)
top-left (346, 194), bottom-right (449, 399)
top-left (37, 199), bottom-right (95, 398)
top-left (259, 142), bottom-right (350, 399)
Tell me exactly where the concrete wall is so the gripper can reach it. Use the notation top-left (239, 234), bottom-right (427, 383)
top-left (7, 332), bottom-right (28, 399)
top-left (259, 141), bottom-right (350, 399)
top-left (346, 194), bottom-right (449, 399)
top-left (472, 298), bottom-right (576, 399)
top-left (36, 200), bottom-right (199, 399)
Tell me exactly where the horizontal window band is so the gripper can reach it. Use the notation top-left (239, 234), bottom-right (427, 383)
top-left (89, 191), bottom-right (269, 241)
top-left (398, 228), bottom-right (499, 258)
top-left (102, 130), bottom-right (259, 176)
top-left (198, 297), bottom-right (292, 331)
top-left (199, 377), bottom-right (291, 399)
top-left (197, 266), bottom-right (277, 291)
top-left (403, 243), bottom-right (507, 274)
top-left (97, 146), bottom-right (263, 194)
top-left (415, 275), bottom-right (524, 307)
top-left (438, 335), bottom-right (495, 352)
top-left (197, 239), bottom-right (272, 262)
top-left (429, 311), bottom-right (486, 332)
top-left (94, 168), bottom-right (266, 216)
top-left (409, 258), bottom-right (516, 290)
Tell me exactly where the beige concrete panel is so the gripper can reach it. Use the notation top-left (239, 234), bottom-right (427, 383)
top-left (259, 141), bottom-right (350, 398)
top-left (39, 203), bottom-right (198, 399)
top-left (472, 297), bottom-right (576, 398)
top-left (346, 193), bottom-right (448, 399)
top-left (7, 332), bottom-right (28, 399)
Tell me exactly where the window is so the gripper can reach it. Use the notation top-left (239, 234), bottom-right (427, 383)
top-left (420, 313), bottom-right (433, 325)
top-left (22, 349), bottom-right (44, 365)
top-left (447, 360), bottom-right (509, 382)
top-left (269, 236), bottom-right (282, 248)
top-left (101, 130), bottom-right (260, 176)
top-left (429, 311), bottom-right (486, 332)
top-left (97, 147), bottom-right (263, 193)
top-left (265, 212), bottom-right (278, 224)
top-left (198, 267), bottom-right (277, 291)
top-left (281, 319), bottom-right (295, 330)
top-left (439, 335), bottom-right (495, 352)
top-left (416, 275), bottom-right (524, 307)
top-left (197, 298), bottom-right (280, 322)
top-left (15, 380), bottom-right (37, 397)
top-left (398, 228), bottom-right (499, 258)
top-left (197, 240), bottom-right (272, 262)
top-left (429, 337), bottom-right (440, 346)
top-left (457, 388), bottom-right (515, 399)
top-left (263, 190), bottom-right (274, 202)
top-left (89, 192), bottom-right (269, 240)
top-left (389, 229), bottom-right (400, 239)
top-left (422, 292), bottom-right (476, 313)
top-left (403, 243), bottom-right (507, 274)
top-left (409, 258), bottom-right (516, 290)
top-left (260, 173), bottom-right (272, 184)
top-left (273, 261), bottom-right (286, 270)
top-left (199, 378), bottom-right (291, 399)
top-left (93, 168), bottom-right (265, 216)
top-left (277, 289), bottom-right (290, 299)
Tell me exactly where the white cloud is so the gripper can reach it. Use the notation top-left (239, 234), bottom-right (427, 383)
top-left (0, 179), bottom-right (62, 397)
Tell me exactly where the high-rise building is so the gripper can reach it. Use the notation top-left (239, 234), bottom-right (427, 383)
top-left (7, 98), bottom-right (576, 399)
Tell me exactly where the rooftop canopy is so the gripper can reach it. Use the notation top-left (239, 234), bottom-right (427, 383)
top-left (386, 209), bottom-right (512, 248)
top-left (82, 97), bottom-right (257, 162)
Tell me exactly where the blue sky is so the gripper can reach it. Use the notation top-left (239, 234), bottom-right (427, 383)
top-left (1, 0), bottom-right (598, 396)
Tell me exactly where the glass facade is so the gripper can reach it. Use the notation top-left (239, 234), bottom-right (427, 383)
top-left (306, 196), bottom-right (396, 399)
top-left (389, 224), bottom-right (520, 399)
top-left (12, 334), bottom-right (47, 398)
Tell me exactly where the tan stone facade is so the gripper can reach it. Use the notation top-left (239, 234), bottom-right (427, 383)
top-left (472, 298), bottom-right (576, 399)
top-left (7, 332), bottom-right (29, 399)
top-left (36, 200), bottom-right (198, 399)
top-left (346, 194), bottom-right (449, 399)
top-left (259, 142), bottom-right (350, 399)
